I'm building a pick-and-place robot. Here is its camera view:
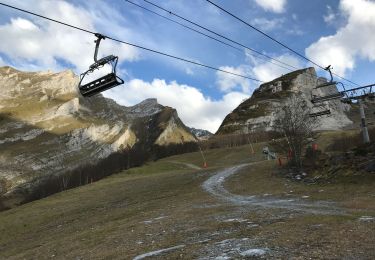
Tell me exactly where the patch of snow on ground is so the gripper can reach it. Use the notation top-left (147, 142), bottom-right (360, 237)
top-left (359, 216), bottom-right (375, 222)
top-left (222, 218), bottom-right (248, 223)
top-left (140, 216), bottom-right (168, 225)
top-left (133, 245), bottom-right (185, 260)
top-left (198, 237), bottom-right (269, 259)
top-left (240, 248), bottom-right (267, 257)
top-left (214, 255), bottom-right (230, 260)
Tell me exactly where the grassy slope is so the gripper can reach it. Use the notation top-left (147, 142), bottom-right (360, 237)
top-left (0, 141), bottom-right (374, 259)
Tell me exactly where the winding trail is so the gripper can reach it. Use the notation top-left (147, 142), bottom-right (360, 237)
top-left (202, 163), bottom-right (346, 215)
top-left (168, 161), bottom-right (202, 170)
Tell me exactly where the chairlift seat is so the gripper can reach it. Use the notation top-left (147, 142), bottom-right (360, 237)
top-left (79, 72), bottom-right (124, 97)
top-left (315, 81), bottom-right (337, 89)
top-left (309, 110), bottom-right (331, 117)
top-left (311, 93), bottom-right (343, 103)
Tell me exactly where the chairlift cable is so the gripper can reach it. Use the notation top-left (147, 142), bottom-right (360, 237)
top-left (141, 0), bottom-right (345, 87)
top-left (0, 1), bottom-right (333, 88)
top-left (205, 0), bottom-right (360, 87)
top-left (124, 0), bottom-right (242, 52)
top-left (125, 0), bottom-right (294, 73)
top-left (106, 36), bottom-right (263, 82)
top-left (0, 2), bottom-right (263, 83)
top-left (0, 3), bottom-right (95, 34)
top-left (142, 0), bottom-right (301, 73)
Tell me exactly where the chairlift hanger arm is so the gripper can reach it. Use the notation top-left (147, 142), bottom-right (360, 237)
top-left (93, 33), bottom-right (106, 62)
top-left (314, 65), bottom-right (336, 89)
top-left (324, 65), bottom-right (333, 82)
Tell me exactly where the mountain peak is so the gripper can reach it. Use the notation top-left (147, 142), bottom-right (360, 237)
top-left (0, 67), bottom-right (197, 208)
top-left (129, 98), bottom-right (163, 117)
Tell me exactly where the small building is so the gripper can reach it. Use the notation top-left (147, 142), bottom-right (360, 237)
top-left (271, 81), bottom-right (282, 93)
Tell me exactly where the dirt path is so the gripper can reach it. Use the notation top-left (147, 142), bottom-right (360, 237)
top-left (202, 162), bottom-right (346, 215)
top-left (167, 161), bottom-right (202, 170)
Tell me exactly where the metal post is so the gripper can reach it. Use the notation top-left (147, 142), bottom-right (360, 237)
top-left (359, 99), bottom-right (370, 143)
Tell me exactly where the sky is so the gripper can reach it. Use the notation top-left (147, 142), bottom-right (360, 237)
top-left (0, 0), bottom-right (374, 133)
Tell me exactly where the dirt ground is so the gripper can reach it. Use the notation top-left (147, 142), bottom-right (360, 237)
top-left (0, 145), bottom-right (374, 259)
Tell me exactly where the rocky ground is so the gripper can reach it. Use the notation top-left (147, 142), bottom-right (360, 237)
top-left (0, 144), bottom-right (374, 259)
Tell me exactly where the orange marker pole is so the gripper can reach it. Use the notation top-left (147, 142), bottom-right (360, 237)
top-left (198, 145), bottom-right (207, 168)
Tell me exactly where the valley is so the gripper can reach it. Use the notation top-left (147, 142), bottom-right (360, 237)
top-left (0, 1), bottom-right (375, 259)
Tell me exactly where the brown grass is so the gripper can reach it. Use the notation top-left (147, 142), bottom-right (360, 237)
top-left (0, 144), bottom-right (374, 259)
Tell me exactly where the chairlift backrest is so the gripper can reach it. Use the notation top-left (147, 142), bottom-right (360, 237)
top-left (315, 65), bottom-right (336, 89)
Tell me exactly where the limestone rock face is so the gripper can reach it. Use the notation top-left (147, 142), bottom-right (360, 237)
top-left (216, 67), bottom-right (353, 135)
top-left (188, 127), bottom-right (213, 140)
top-left (0, 66), bottom-right (196, 207)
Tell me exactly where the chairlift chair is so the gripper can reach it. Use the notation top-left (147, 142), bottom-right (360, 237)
top-left (309, 102), bottom-right (331, 118)
top-left (311, 92), bottom-right (344, 103)
top-left (78, 33), bottom-right (124, 97)
top-left (315, 65), bottom-right (337, 89)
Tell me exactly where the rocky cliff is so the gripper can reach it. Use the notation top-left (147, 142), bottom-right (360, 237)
top-left (216, 67), bottom-right (353, 135)
top-left (0, 66), bottom-right (196, 208)
top-left (188, 127), bottom-right (213, 140)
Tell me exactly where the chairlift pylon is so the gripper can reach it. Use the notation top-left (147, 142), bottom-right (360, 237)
top-left (78, 33), bottom-right (124, 97)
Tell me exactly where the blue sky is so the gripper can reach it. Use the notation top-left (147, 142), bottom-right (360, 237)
top-left (0, 0), bottom-right (374, 132)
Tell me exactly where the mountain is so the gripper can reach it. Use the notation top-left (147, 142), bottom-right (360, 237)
top-left (189, 127), bottom-right (213, 140)
top-left (0, 66), bottom-right (197, 209)
top-left (216, 67), bottom-right (354, 135)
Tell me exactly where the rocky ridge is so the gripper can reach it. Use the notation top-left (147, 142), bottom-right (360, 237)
top-left (0, 66), bottom-right (196, 208)
top-left (216, 67), bottom-right (353, 135)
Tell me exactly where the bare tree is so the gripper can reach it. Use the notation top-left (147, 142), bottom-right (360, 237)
top-left (271, 95), bottom-right (318, 170)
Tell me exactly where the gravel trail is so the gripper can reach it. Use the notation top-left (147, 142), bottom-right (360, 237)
top-left (202, 163), bottom-right (346, 215)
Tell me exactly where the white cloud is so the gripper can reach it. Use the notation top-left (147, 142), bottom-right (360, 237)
top-left (251, 54), bottom-right (303, 82)
top-left (251, 17), bottom-right (284, 31)
top-left (185, 67), bottom-right (194, 75)
top-left (216, 65), bottom-right (253, 93)
top-left (0, 0), bottom-right (138, 72)
top-left (324, 6), bottom-right (336, 24)
top-left (306, 0), bottom-right (375, 76)
top-left (253, 0), bottom-right (287, 13)
top-left (103, 79), bottom-right (249, 133)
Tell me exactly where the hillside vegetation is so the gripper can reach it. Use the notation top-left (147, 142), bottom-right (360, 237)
top-left (0, 66), bottom-right (197, 209)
